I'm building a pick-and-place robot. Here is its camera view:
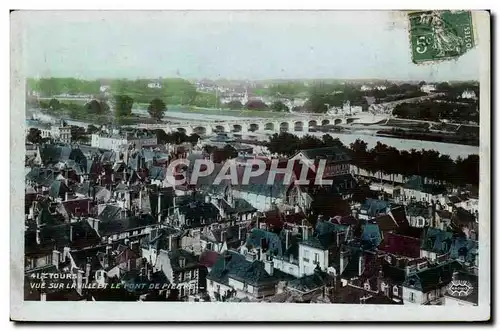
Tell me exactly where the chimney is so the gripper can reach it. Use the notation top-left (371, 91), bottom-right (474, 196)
top-left (76, 270), bottom-right (83, 295)
top-left (179, 256), bottom-right (186, 269)
top-left (339, 249), bottom-right (348, 274)
top-left (168, 235), bottom-right (173, 251)
top-left (157, 192), bottom-right (163, 223)
top-left (358, 254), bottom-right (365, 276)
top-left (147, 268), bottom-right (153, 280)
top-left (52, 250), bottom-right (60, 266)
top-left (221, 230), bottom-right (228, 243)
top-left (238, 226), bottom-right (243, 240)
top-left (377, 270), bottom-right (384, 293)
top-left (265, 260), bottom-right (274, 276)
top-left (223, 252), bottom-right (232, 269)
top-left (138, 189), bottom-right (143, 210)
top-left (85, 262), bottom-right (91, 285)
top-left (302, 226), bottom-right (309, 240)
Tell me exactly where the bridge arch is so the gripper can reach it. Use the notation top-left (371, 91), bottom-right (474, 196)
top-left (308, 120), bottom-right (318, 127)
top-left (193, 126), bottom-right (207, 136)
top-left (249, 123), bottom-right (260, 132)
top-left (264, 122), bottom-right (275, 131)
top-left (280, 122), bottom-right (289, 132)
top-left (321, 119), bottom-right (330, 126)
top-left (346, 118), bottom-right (355, 124)
top-left (294, 121), bottom-right (304, 132)
top-left (214, 125), bottom-right (226, 133)
top-left (176, 127), bottom-right (193, 135)
top-left (334, 119), bottom-right (342, 125)
top-left (232, 124), bottom-right (242, 133)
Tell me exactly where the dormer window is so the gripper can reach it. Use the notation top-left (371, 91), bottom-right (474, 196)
top-left (393, 286), bottom-right (399, 296)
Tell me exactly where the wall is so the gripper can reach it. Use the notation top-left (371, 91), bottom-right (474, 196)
top-left (234, 190), bottom-right (284, 212)
top-left (206, 279), bottom-right (233, 301)
top-left (420, 249), bottom-right (437, 261)
top-left (402, 286), bottom-right (424, 304)
top-left (272, 256), bottom-right (300, 278)
top-left (298, 244), bottom-right (328, 276)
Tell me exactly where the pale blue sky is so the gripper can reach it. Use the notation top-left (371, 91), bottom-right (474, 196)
top-left (20, 11), bottom-right (479, 81)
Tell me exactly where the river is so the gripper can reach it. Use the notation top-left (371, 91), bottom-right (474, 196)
top-left (27, 107), bottom-right (479, 160)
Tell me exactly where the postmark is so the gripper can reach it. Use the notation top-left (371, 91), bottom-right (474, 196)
top-left (408, 10), bottom-right (475, 64)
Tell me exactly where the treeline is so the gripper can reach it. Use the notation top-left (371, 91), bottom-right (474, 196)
top-left (27, 78), bottom-right (101, 96)
top-left (28, 77), bottom-right (220, 108)
top-left (222, 100), bottom-right (289, 112)
top-left (393, 100), bottom-right (479, 124)
top-left (267, 133), bottom-right (479, 186)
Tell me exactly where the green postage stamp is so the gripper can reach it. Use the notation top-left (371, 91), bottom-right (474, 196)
top-left (409, 10), bottom-right (475, 63)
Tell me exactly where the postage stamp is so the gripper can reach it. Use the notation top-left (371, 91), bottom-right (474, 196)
top-left (9, 10), bottom-right (490, 322)
top-left (408, 10), bottom-right (475, 64)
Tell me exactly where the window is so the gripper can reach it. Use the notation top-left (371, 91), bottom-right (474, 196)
top-left (409, 292), bottom-right (415, 303)
top-left (303, 266), bottom-right (309, 275)
top-left (393, 286), bottom-right (399, 296)
top-left (303, 250), bottom-right (310, 262)
top-left (209, 280), bottom-right (213, 287)
top-left (314, 253), bottom-right (320, 264)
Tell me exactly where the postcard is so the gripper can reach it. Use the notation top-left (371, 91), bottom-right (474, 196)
top-left (10, 10), bottom-right (491, 322)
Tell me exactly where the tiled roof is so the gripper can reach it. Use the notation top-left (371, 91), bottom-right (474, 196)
top-left (287, 269), bottom-right (332, 293)
top-left (403, 261), bottom-right (462, 293)
top-left (449, 237), bottom-right (478, 264)
top-left (49, 180), bottom-right (70, 199)
top-left (421, 228), bottom-right (454, 254)
top-left (378, 232), bottom-right (421, 258)
top-left (199, 250), bottom-right (221, 268)
top-left (361, 224), bottom-right (382, 247)
top-left (297, 146), bottom-right (351, 163)
top-left (98, 213), bottom-right (156, 237)
top-left (167, 249), bottom-right (199, 272)
top-left (207, 251), bottom-right (289, 287)
top-left (375, 214), bottom-right (399, 233)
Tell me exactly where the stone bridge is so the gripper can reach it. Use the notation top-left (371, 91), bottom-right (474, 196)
top-left (129, 116), bottom-right (358, 135)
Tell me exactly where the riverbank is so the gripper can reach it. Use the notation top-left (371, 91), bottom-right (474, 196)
top-left (376, 129), bottom-right (479, 147)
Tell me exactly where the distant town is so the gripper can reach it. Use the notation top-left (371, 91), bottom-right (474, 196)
top-left (24, 77), bottom-right (479, 305)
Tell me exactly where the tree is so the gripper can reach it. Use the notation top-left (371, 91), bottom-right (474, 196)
top-left (115, 95), bottom-right (134, 118)
top-left (224, 100), bottom-right (243, 110)
top-left (147, 98), bottom-right (167, 121)
top-left (49, 98), bottom-right (61, 110)
top-left (188, 133), bottom-right (200, 145)
top-left (26, 128), bottom-right (43, 144)
top-left (267, 132), bottom-right (301, 156)
top-left (153, 129), bottom-right (169, 144)
top-left (86, 124), bottom-right (101, 134)
top-left (71, 126), bottom-right (88, 143)
top-left (85, 99), bottom-right (108, 114)
top-left (245, 100), bottom-right (268, 111)
top-left (271, 101), bottom-right (290, 112)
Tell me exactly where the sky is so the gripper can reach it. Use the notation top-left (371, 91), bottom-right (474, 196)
top-left (18, 11), bottom-right (479, 81)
